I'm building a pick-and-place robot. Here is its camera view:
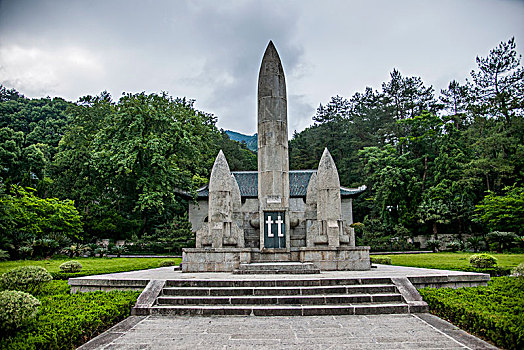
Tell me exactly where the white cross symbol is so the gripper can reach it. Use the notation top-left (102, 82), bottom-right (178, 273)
top-left (276, 215), bottom-right (284, 237)
top-left (266, 216), bottom-right (274, 237)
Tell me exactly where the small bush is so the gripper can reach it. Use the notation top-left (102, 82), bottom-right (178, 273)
top-left (158, 260), bottom-right (179, 267)
top-left (466, 236), bottom-right (484, 252)
top-left (426, 239), bottom-right (441, 252)
top-left (370, 256), bottom-right (392, 265)
top-left (469, 253), bottom-right (497, 268)
top-left (0, 250), bottom-right (9, 261)
top-left (446, 241), bottom-right (462, 252)
top-left (59, 261), bottom-right (82, 273)
top-left (0, 290), bottom-right (40, 333)
top-left (512, 263), bottom-right (524, 277)
top-left (0, 266), bottom-right (52, 294)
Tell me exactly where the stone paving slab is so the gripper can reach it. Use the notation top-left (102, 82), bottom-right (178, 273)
top-left (78, 314), bottom-right (498, 349)
top-left (70, 265), bottom-right (485, 281)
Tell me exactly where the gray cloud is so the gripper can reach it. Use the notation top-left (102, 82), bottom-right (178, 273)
top-left (1, 0), bottom-right (523, 135)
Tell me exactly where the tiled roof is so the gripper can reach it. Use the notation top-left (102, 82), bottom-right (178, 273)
top-left (195, 170), bottom-right (365, 198)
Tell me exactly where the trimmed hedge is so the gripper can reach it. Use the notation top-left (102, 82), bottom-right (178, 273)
top-left (0, 280), bottom-right (140, 349)
top-left (419, 277), bottom-right (524, 350)
top-left (370, 256), bottom-right (392, 265)
top-left (0, 266), bottom-right (52, 294)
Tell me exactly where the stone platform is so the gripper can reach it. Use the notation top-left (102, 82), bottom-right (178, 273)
top-left (69, 265), bottom-right (489, 318)
top-left (69, 264), bottom-right (489, 293)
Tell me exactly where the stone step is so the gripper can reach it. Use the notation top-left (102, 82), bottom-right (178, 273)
top-left (149, 303), bottom-right (421, 316)
top-left (161, 284), bottom-right (398, 296)
top-left (164, 277), bottom-right (392, 288)
top-left (233, 262), bottom-right (320, 274)
top-left (156, 293), bottom-right (403, 305)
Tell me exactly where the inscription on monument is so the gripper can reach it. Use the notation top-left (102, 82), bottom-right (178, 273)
top-left (266, 196), bottom-right (282, 204)
top-left (264, 211), bottom-right (285, 248)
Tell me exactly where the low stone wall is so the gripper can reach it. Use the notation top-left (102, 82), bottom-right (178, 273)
top-left (182, 248), bottom-right (253, 272)
top-left (299, 247), bottom-right (371, 271)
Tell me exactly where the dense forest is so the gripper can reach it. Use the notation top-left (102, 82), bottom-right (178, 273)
top-left (0, 38), bottom-right (522, 258)
top-left (290, 38), bottom-right (523, 250)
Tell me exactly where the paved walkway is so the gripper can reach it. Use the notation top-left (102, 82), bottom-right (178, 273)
top-left (79, 314), bottom-right (497, 349)
top-left (73, 266), bottom-right (495, 349)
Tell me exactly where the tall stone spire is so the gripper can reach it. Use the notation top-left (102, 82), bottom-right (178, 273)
top-left (258, 41), bottom-right (290, 249)
top-left (257, 41), bottom-right (289, 212)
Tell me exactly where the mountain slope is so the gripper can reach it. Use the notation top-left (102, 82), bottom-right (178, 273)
top-left (225, 130), bottom-right (257, 152)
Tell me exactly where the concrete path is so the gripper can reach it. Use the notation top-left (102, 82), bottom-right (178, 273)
top-left (79, 314), bottom-right (498, 349)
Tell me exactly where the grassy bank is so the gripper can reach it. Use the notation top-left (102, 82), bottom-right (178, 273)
top-left (371, 252), bottom-right (524, 271)
top-left (0, 257), bottom-right (182, 279)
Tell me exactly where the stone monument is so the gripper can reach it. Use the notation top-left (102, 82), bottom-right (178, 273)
top-left (182, 41), bottom-right (370, 272)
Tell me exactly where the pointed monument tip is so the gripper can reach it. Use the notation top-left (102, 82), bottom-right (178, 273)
top-left (213, 150), bottom-right (229, 169)
top-left (264, 40), bottom-right (278, 55)
top-left (319, 148), bottom-right (336, 168)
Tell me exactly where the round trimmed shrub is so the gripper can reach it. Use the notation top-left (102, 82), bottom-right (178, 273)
top-left (511, 263), bottom-right (524, 277)
top-left (0, 290), bottom-right (40, 332)
top-left (59, 260), bottom-right (83, 273)
top-left (0, 266), bottom-right (52, 294)
top-left (469, 253), bottom-right (497, 268)
top-left (158, 260), bottom-right (179, 267)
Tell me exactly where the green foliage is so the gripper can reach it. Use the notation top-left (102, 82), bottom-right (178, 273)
top-left (0, 266), bottom-right (52, 294)
top-left (288, 37), bottom-right (524, 244)
top-left (487, 231), bottom-right (520, 252)
top-left (426, 239), bottom-right (441, 253)
top-left (0, 290), bottom-right (40, 334)
top-left (0, 257), bottom-right (182, 279)
top-left (58, 260), bottom-right (82, 273)
top-left (419, 277), bottom-right (524, 350)
top-left (370, 256), bottom-right (392, 265)
top-left (512, 263), bottom-right (524, 277)
top-left (0, 185), bottom-right (83, 259)
top-left (476, 184), bottom-right (524, 235)
top-left (446, 241), bottom-right (462, 252)
top-left (0, 280), bottom-right (139, 350)
top-left (469, 253), bottom-right (498, 268)
top-left (466, 236), bottom-right (485, 252)
top-left (0, 250), bottom-right (9, 261)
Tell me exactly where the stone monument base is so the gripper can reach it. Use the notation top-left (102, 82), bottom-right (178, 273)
top-left (182, 246), bottom-right (370, 272)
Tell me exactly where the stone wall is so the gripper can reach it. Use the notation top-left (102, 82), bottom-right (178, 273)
top-left (299, 247), bottom-right (370, 271)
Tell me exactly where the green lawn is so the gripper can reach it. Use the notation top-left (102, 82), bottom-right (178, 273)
top-left (371, 252), bottom-right (524, 271)
top-left (0, 257), bottom-right (182, 279)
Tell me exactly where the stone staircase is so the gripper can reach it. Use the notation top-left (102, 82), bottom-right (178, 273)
top-left (133, 277), bottom-right (427, 316)
top-left (233, 262), bottom-right (320, 274)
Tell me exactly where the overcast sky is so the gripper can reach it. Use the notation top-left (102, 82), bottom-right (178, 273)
top-left (1, 0), bottom-right (523, 135)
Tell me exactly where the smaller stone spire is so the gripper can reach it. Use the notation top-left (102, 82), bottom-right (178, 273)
top-left (317, 148), bottom-right (341, 221)
top-left (196, 150), bottom-right (243, 248)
